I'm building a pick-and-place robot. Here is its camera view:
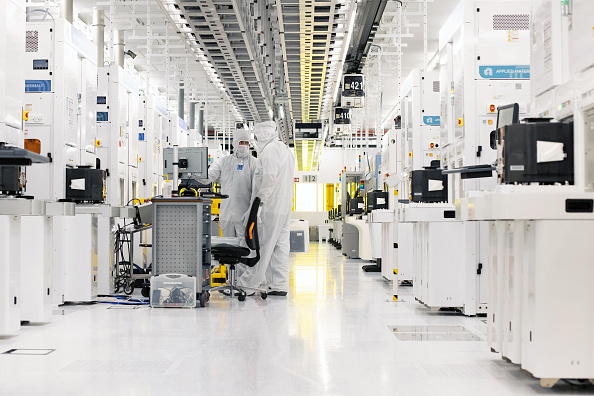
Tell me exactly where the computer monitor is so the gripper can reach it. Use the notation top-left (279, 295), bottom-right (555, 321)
top-left (163, 147), bottom-right (208, 179)
top-left (496, 103), bottom-right (520, 130)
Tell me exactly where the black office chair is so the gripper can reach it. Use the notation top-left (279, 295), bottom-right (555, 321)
top-left (209, 197), bottom-right (267, 301)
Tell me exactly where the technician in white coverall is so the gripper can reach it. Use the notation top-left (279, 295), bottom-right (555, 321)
top-left (199, 129), bottom-right (257, 239)
top-left (237, 121), bottom-right (295, 295)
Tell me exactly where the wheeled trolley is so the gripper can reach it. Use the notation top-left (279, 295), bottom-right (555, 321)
top-left (149, 197), bottom-right (212, 307)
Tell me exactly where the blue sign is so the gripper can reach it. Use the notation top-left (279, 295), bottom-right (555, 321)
top-left (96, 112), bottom-right (109, 122)
top-left (138, 133), bottom-right (145, 141)
top-left (25, 80), bottom-right (51, 92)
top-left (479, 65), bottom-right (530, 79)
top-left (423, 116), bottom-right (440, 126)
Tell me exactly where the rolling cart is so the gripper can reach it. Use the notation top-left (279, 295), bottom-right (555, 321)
top-left (149, 196), bottom-right (212, 307)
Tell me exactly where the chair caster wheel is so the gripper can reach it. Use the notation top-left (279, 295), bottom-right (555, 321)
top-left (261, 292), bottom-right (268, 300)
top-left (141, 286), bottom-right (150, 298)
top-left (238, 293), bottom-right (246, 302)
top-left (199, 292), bottom-right (207, 307)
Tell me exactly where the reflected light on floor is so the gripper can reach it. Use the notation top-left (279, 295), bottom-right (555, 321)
top-left (293, 265), bottom-right (327, 297)
top-left (288, 247), bottom-right (336, 390)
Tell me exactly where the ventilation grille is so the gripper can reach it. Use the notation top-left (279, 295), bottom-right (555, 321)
top-left (433, 81), bottom-right (440, 93)
top-left (26, 30), bottom-right (39, 52)
top-left (492, 14), bottom-right (529, 30)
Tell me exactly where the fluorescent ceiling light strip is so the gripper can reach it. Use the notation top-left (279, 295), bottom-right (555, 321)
top-left (333, 0), bottom-right (358, 104)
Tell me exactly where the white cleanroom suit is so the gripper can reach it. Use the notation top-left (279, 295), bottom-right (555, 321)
top-left (199, 129), bottom-right (258, 238)
top-left (237, 121), bottom-right (295, 294)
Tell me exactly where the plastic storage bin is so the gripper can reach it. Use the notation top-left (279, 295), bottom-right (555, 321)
top-left (150, 274), bottom-right (196, 308)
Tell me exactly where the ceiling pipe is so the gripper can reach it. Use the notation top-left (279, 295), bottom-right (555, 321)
top-left (178, 83), bottom-right (185, 121)
top-left (197, 108), bottom-right (204, 137)
top-left (189, 102), bottom-right (196, 130)
top-left (92, 8), bottom-right (105, 67)
top-left (113, 30), bottom-right (125, 68)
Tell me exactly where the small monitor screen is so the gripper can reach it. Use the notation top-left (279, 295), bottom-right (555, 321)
top-left (496, 103), bottom-right (519, 130)
top-left (33, 59), bottom-right (49, 70)
top-left (163, 147), bottom-right (208, 179)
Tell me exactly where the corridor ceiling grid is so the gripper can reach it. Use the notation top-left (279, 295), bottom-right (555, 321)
top-left (275, 0), bottom-right (352, 123)
top-left (166, 0), bottom-right (274, 123)
top-left (80, 0), bottom-right (460, 135)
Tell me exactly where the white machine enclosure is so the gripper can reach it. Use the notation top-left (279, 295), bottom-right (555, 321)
top-left (137, 96), bottom-right (150, 199)
top-left (0, 0), bottom-right (25, 147)
top-left (395, 71), bottom-right (440, 291)
top-left (344, 216), bottom-right (372, 260)
top-left (468, 0), bottom-right (594, 382)
top-left (0, 215), bottom-right (22, 334)
top-left (400, 70), bottom-right (441, 173)
top-left (395, 223), bottom-right (412, 282)
top-left (22, 18), bottom-right (101, 305)
top-left (372, 129), bottom-right (399, 281)
top-left (439, 0), bottom-right (531, 196)
top-left (146, 95), bottom-right (168, 197)
top-left (97, 65), bottom-right (141, 206)
top-left (403, 202), bottom-right (486, 315)
top-left (62, 211), bottom-right (98, 302)
top-left (122, 93), bottom-right (140, 204)
top-left (23, 18), bottom-right (98, 200)
top-left (0, 0), bottom-right (25, 335)
top-left (406, 0), bottom-right (532, 317)
top-left (531, 0), bottom-right (570, 99)
top-left (521, 220), bottom-right (594, 382)
top-left (469, 187), bottom-right (594, 385)
top-left (97, 66), bottom-right (140, 206)
top-left (20, 215), bottom-right (53, 323)
top-left (567, 0), bottom-right (594, 76)
top-left (369, 209), bottom-right (396, 281)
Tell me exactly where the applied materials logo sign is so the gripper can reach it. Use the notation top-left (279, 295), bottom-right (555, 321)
top-left (423, 116), bottom-right (440, 126)
top-left (479, 65), bottom-right (530, 79)
top-left (25, 80), bottom-right (52, 92)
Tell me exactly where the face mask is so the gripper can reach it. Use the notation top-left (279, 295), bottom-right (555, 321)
top-left (236, 145), bottom-right (249, 157)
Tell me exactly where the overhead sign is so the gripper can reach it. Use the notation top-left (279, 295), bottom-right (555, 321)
top-left (342, 74), bottom-right (365, 98)
top-left (344, 74), bottom-right (363, 90)
top-left (334, 108), bottom-right (351, 125)
top-left (422, 116), bottom-right (440, 126)
top-left (25, 80), bottom-right (51, 92)
top-left (479, 65), bottom-right (530, 79)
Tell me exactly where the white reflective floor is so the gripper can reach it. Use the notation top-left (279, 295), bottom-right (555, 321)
top-left (0, 243), bottom-right (592, 395)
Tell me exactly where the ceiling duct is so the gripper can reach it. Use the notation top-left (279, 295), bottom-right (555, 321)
top-left (343, 0), bottom-right (388, 74)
